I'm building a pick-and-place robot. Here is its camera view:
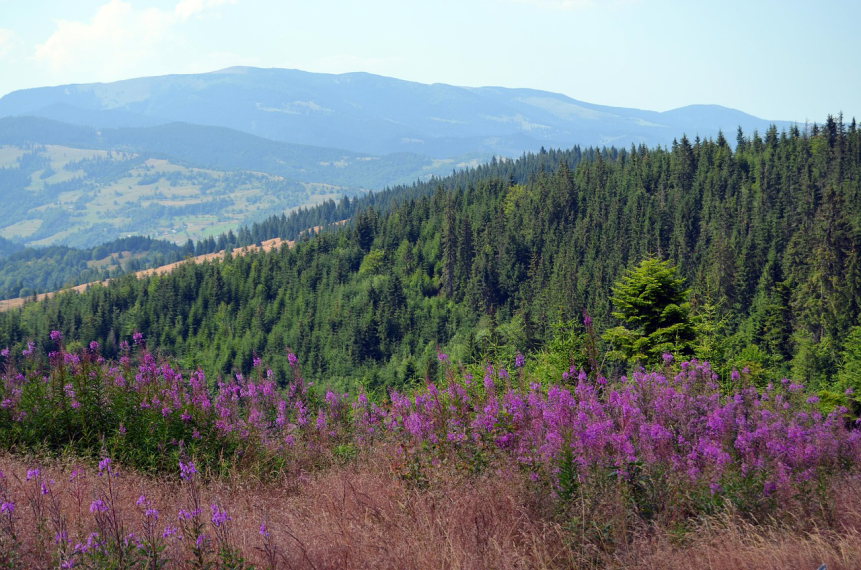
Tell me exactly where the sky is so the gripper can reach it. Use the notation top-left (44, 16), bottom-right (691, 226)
top-left (0, 0), bottom-right (858, 123)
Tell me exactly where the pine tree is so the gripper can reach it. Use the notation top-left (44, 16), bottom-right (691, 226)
top-left (603, 257), bottom-right (695, 365)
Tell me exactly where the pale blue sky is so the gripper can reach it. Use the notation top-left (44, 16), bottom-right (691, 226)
top-left (0, 0), bottom-right (858, 122)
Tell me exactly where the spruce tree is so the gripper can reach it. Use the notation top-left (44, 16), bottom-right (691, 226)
top-left (603, 257), bottom-right (695, 365)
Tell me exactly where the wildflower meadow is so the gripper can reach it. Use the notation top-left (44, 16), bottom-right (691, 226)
top-left (0, 333), bottom-right (860, 567)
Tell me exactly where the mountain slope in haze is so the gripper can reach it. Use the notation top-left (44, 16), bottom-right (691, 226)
top-left (0, 137), bottom-right (320, 248)
top-left (0, 116), bottom-right (480, 189)
top-left (0, 117), bottom-right (483, 248)
top-left (0, 237), bottom-right (22, 258)
top-left (0, 67), bottom-right (793, 157)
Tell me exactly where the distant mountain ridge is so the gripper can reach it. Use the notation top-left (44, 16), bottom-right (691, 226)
top-left (0, 116), bottom-right (468, 189)
top-left (0, 67), bottom-right (793, 157)
top-left (0, 115), bottom-right (483, 248)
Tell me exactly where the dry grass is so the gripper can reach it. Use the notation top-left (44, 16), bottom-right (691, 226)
top-left (1, 451), bottom-right (859, 569)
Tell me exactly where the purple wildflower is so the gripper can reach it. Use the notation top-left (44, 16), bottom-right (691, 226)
top-left (515, 353), bottom-right (525, 368)
top-left (97, 457), bottom-right (112, 475)
top-left (210, 504), bottom-right (231, 527)
top-left (179, 460), bottom-right (197, 480)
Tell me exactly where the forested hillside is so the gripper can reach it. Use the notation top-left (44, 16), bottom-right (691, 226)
top-left (0, 237), bottom-right (191, 300)
top-left (1, 118), bottom-right (859, 396)
top-left (0, 146), bottom-right (573, 300)
top-left (0, 236), bottom-right (22, 258)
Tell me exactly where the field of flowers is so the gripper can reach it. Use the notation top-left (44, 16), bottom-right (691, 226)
top-left (1, 333), bottom-right (861, 568)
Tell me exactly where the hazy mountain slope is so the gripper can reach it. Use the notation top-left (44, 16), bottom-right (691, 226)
top-left (0, 116), bottom-right (481, 189)
top-left (0, 237), bottom-right (22, 259)
top-left (0, 117), bottom-right (485, 247)
top-left (0, 67), bottom-right (793, 156)
top-left (0, 139), bottom-right (322, 248)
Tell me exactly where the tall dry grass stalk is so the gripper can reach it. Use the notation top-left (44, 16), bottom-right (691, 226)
top-left (0, 451), bottom-right (859, 569)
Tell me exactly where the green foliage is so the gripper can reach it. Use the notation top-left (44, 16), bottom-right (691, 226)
top-left (531, 320), bottom-right (588, 383)
top-left (603, 258), bottom-right (694, 365)
top-left (837, 326), bottom-right (861, 412)
top-left (2, 119), bottom-right (861, 391)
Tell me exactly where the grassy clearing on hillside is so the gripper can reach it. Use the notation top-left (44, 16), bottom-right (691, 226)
top-left (0, 145), bottom-right (327, 247)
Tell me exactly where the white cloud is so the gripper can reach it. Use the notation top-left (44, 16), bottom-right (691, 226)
top-left (0, 28), bottom-right (17, 59)
top-left (175, 0), bottom-right (236, 21)
top-left (33, 0), bottom-right (235, 75)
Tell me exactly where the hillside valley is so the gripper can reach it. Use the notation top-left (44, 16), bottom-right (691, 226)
top-left (2, 119), bottom-right (859, 396)
top-left (0, 116), bottom-right (483, 249)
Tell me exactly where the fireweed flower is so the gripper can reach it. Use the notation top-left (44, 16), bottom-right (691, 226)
top-left (0, 501), bottom-right (14, 514)
top-left (515, 353), bottom-right (525, 368)
top-left (287, 352), bottom-right (299, 367)
top-left (90, 499), bottom-right (108, 513)
top-left (50, 330), bottom-right (63, 342)
top-left (98, 457), bottom-right (113, 476)
top-left (177, 509), bottom-right (195, 521)
top-left (179, 460), bottom-right (197, 480)
top-left (210, 504), bottom-right (231, 527)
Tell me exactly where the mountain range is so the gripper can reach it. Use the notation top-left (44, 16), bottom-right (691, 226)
top-left (0, 66), bottom-right (792, 157)
top-left (0, 67), bottom-right (794, 248)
